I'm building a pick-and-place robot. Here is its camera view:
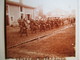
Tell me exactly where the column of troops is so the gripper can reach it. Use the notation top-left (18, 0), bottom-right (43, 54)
top-left (18, 17), bottom-right (75, 36)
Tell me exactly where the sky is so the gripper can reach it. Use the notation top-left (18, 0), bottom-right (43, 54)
top-left (10, 0), bottom-right (77, 14)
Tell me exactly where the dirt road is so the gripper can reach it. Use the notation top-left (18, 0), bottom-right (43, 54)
top-left (6, 24), bottom-right (75, 58)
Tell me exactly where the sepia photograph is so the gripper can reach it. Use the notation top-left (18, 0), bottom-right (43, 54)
top-left (5, 0), bottom-right (77, 59)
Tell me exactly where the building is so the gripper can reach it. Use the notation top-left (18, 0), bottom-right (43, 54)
top-left (6, 0), bottom-right (35, 26)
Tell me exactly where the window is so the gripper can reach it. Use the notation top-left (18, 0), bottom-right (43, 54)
top-left (6, 5), bottom-right (8, 13)
top-left (20, 7), bottom-right (22, 12)
top-left (11, 17), bottom-right (13, 21)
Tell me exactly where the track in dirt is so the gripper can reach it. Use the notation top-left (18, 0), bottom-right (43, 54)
top-left (8, 24), bottom-right (74, 49)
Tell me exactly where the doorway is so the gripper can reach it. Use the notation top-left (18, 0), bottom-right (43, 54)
top-left (6, 15), bottom-right (9, 26)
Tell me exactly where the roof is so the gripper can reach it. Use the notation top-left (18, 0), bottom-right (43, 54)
top-left (6, 1), bottom-right (35, 9)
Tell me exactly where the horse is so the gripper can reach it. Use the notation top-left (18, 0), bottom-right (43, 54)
top-left (39, 20), bottom-right (46, 32)
top-left (29, 20), bottom-right (39, 33)
top-left (18, 19), bottom-right (29, 36)
top-left (45, 20), bottom-right (51, 30)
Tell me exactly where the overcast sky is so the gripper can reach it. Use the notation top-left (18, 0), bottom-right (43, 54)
top-left (10, 0), bottom-right (77, 14)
